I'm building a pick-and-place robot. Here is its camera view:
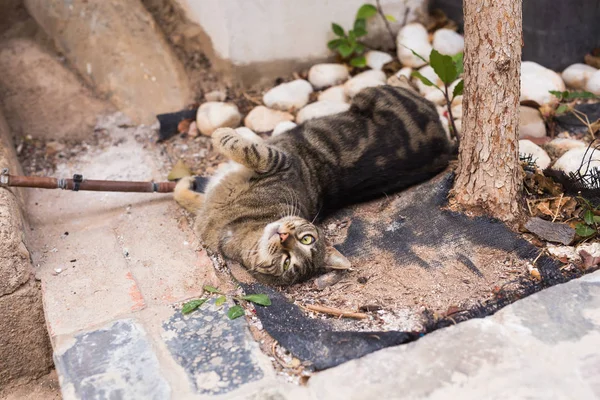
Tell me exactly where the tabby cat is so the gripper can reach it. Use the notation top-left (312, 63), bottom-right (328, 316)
top-left (175, 85), bottom-right (455, 285)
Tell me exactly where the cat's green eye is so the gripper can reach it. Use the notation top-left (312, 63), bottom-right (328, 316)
top-left (300, 235), bottom-right (315, 245)
top-left (283, 257), bottom-right (291, 271)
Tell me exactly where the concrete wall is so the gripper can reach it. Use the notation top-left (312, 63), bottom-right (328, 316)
top-left (174, 0), bottom-right (428, 84)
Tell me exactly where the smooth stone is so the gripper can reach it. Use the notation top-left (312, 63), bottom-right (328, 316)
top-left (272, 121), bottom-right (297, 137)
top-left (519, 106), bottom-right (546, 139)
top-left (397, 23), bottom-right (431, 68)
top-left (396, 67), bottom-right (413, 79)
top-left (451, 95), bottom-right (462, 119)
top-left (343, 70), bottom-right (386, 98)
top-left (585, 69), bottom-right (600, 95)
top-left (318, 85), bottom-right (348, 103)
top-left (196, 102), bottom-right (241, 136)
top-left (519, 140), bottom-right (551, 169)
top-left (520, 61), bottom-right (566, 106)
top-left (204, 90), bottom-right (227, 102)
top-left (432, 28), bottom-right (464, 56)
top-left (244, 106), bottom-right (293, 132)
top-left (454, 118), bottom-right (462, 135)
top-left (308, 64), bottom-right (349, 89)
top-left (553, 147), bottom-right (600, 176)
top-left (296, 101), bottom-right (350, 123)
top-left (562, 63), bottom-right (598, 90)
top-left (263, 79), bottom-right (313, 112)
top-left (365, 51), bottom-right (393, 71)
top-left (234, 127), bottom-right (261, 142)
top-left (547, 245), bottom-right (580, 263)
top-left (545, 138), bottom-right (586, 157)
top-left (414, 65), bottom-right (442, 95)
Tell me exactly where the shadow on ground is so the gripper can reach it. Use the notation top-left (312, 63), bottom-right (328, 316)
top-left (236, 171), bottom-right (572, 370)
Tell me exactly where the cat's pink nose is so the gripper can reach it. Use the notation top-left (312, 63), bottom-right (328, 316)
top-left (278, 232), bottom-right (289, 242)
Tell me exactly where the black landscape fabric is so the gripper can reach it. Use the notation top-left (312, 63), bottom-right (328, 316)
top-left (244, 172), bottom-right (566, 371)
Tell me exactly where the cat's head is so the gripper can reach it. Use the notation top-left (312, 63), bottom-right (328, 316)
top-left (250, 216), bottom-right (351, 284)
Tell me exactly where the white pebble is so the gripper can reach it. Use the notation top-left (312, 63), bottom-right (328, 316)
top-left (562, 63), bottom-right (598, 90)
top-left (432, 29), bottom-right (464, 56)
top-left (519, 106), bottom-right (546, 139)
top-left (344, 70), bottom-right (387, 98)
top-left (263, 79), bottom-right (314, 111)
top-left (553, 147), bottom-right (600, 178)
top-left (308, 64), bottom-right (349, 89)
top-left (520, 61), bottom-right (566, 106)
top-left (585, 69), bottom-right (600, 96)
top-left (244, 106), bottom-right (293, 132)
top-left (196, 102), bottom-right (241, 136)
top-left (296, 101), bottom-right (350, 123)
top-left (519, 140), bottom-right (551, 169)
top-left (365, 51), bottom-right (393, 70)
top-left (318, 85), bottom-right (348, 103)
top-left (397, 23), bottom-right (431, 68)
top-left (272, 121), bottom-right (297, 136)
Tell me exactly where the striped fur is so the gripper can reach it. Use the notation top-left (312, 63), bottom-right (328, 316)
top-left (175, 85), bottom-right (455, 285)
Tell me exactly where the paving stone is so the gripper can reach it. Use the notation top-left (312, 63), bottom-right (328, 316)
top-left (307, 270), bottom-right (600, 399)
top-left (35, 225), bottom-right (144, 338)
top-left (114, 201), bottom-right (205, 305)
top-left (162, 299), bottom-right (264, 395)
top-left (54, 319), bottom-right (170, 400)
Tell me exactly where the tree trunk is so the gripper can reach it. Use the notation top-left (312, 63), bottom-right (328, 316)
top-left (450, 0), bottom-right (523, 224)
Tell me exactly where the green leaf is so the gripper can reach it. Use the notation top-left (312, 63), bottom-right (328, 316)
top-left (576, 223), bottom-right (596, 237)
top-left (350, 56), bottom-right (367, 68)
top-left (585, 210), bottom-right (595, 225)
top-left (327, 39), bottom-right (344, 50)
top-left (555, 104), bottom-right (570, 115)
top-left (565, 91), bottom-right (598, 100)
top-left (549, 90), bottom-right (568, 101)
top-left (227, 305), bottom-right (245, 320)
top-left (353, 27), bottom-right (368, 37)
top-left (385, 14), bottom-right (397, 22)
top-left (215, 295), bottom-right (226, 307)
top-left (338, 43), bottom-right (354, 58)
top-left (452, 53), bottom-right (464, 76)
top-left (593, 215), bottom-right (600, 224)
top-left (203, 285), bottom-right (221, 294)
top-left (452, 80), bottom-right (464, 98)
top-left (242, 294), bottom-right (272, 306)
top-left (348, 30), bottom-right (357, 45)
top-left (354, 43), bottom-right (365, 54)
top-left (353, 18), bottom-right (366, 32)
top-left (429, 49), bottom-right (458, 85)
top-left (410, 48), bottom-right (428, 63)
top-left (411, 71), bottom-right (436, 87)
top-left (332, 23), bottom-right (345, 37)
top-left (181, 298), bottom-right (207, 314)
top-left (356, 4), bottom-right (378, 19)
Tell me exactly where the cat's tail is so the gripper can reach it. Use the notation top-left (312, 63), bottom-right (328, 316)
top-left (173, 176), bottom-right (208, 214)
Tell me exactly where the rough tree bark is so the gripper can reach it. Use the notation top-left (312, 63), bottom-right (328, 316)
top-left (450, 0), bottom-right (523, 224)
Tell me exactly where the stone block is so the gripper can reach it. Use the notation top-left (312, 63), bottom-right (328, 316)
top-left (36, 226), bottom-right (146, 338)
top-left (0, 39), bottom-right (113, 141)
top-left (54, 319), bottom-right (170, 400)
top-left (162, 299), bottom-right (265, 395)
top-left (0, 281), bottom-right (53, 387)
top-left (25, 0), bottom-right (192, 124)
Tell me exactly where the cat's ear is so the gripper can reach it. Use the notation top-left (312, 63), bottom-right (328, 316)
top-left (324, 247), bottom-right (352, 271)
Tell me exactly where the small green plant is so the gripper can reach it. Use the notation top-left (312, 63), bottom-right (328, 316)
top-left (181, 285), bottom-right (272, 320)
top-left (575, 197), bottom-right (600, 238)
top-left (411, 50), bottom-right (464, 139)
top-left (328, 3), bottom-right (396, 67)
top-left (549, 90), bottom-right (600, 139)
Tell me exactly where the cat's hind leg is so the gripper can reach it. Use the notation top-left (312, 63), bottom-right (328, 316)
top-left (173, 176), bottom-right (204, 213)
top-left (212, 128), bottom-right (290, 174)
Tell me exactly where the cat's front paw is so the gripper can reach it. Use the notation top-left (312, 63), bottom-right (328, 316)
top-left (212, 127), bottom-right (238, 150)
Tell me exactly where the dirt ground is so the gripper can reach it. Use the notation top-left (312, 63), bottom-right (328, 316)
top-left (0, 371), bottom-right (61, 400)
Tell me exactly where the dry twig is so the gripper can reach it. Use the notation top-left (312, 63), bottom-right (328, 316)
top-left (303, 304), bottom-right (368, 319)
